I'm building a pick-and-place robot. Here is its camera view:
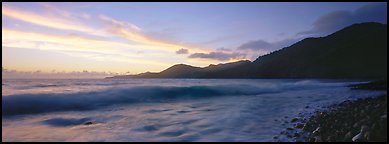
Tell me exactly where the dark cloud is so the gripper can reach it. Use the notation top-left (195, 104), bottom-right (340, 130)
top-left (188, 51), bottom-right (246, 61)
top-left (299, 3), bottom-right (387, 36)
top-left (237, 38), bottom-right (298, 51)
top-left (175, 48), bottom-right (189, 54)
top-left (238, 40), bottom-right (272, 51)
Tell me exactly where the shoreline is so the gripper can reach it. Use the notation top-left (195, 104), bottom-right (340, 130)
top-left (278, 80), bottom-right (387, 142)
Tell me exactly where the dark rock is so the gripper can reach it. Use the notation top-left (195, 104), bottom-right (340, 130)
top-left (380, 114), bottom-right (387, 120)
top-left (344, 131), bottom-right (353, 141)
top-left (84, 121), bottom-right (93, 125)
top-left (326, 136), bottom-right (333, 142)
top-left (291, 118), bottom-right (299, 123)
top-left (314, 136), bottom-right (322, 142)
top-left (295, 123), bottom-right (304, 129)
top-left (364, 131), bottom-right (370, 141)
top-left (308, 137), bottom-right (316, 142)
top-left (353, 122), bottom-right (359, 128)
top-left (292, 95), bottom-right (387, 142)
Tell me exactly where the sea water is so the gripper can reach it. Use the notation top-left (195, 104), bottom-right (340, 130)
top-left (2, 79), bottom-right (386, 142)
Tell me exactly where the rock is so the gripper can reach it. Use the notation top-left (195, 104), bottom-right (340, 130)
top-left (305, 106), bottom-right (310, 108)
top-left (302, 124), bottom-right (309, 130)
top-left (381, 114), bottom-right (387, 119)
top-left (292, 95), bottom-right (387, 142)
top-left (312, 127), bottom-right (320, 135)
top-left (371, 123), bottom-right (376, 130)
top-left (353, 122), bottom-right (359, 128)
top-left (295, 123), bottom-right (304, 129)
top-left (314, 136), bottom-right (322, 142)
top-left (308, 137), bottom-right (316, 142)
top-left (295, 139), bottom-right (303, 142)
top-left (352, 132), bottom-right (363, 142)
top-left (352, 125), bottom-right (369, 142)
top-left (363, 131), bottom-right (370, 141)
top-left (344, 131), bottom-right (353, 141)
top-left (84, 121), bottom-right (93, 125)
top-left (361, 125), bottom-right (369, 132)
top-left (326, 136), bottom-right (333, 142)
top-left (366, 115), bottom-right (370, 120)
top-left (291, 118), bottom-right (299, 123)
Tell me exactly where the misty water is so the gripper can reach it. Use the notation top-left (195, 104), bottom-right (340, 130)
top-left (2, 79), bottom-right (386, 142)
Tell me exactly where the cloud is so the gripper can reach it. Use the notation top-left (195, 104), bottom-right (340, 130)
top-left (2, 68), bottom-right (114, 79)
top-left (101, 18), bottom-right (211, 53)
top-left (237, 3), bottom-right (386, 59)
top-left (299, 3), bottom-right (387, 36)
top-left (3, 6), bottom-right (211, 55)
top-left (97, 14), bottom-right (212, 53)
top-left (3, 28), bottom-right (133, 53)
top-left (2, 29), bottom-right (173, 67)
top-left (176, 48), bottom-right (189, 54)
top-left (188, 51), bottom-right (246, 61)
top-left (2, 5), bottom-right (104, 36)
top-left (217, 47), bottom-right (231, 51)
top-left (40, 2), bottom-right (72, 18)
top-left (237, 38), bottom-right (297, 52)
top-left (98, 14), bottom-right (141, 32)
top-left (238, 40), bottom-right (272, 51)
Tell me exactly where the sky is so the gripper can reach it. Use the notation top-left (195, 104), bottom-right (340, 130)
top-left (2, 2), bottom-right (387, 77)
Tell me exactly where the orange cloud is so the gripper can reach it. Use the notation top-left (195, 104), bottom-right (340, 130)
top-left (2, 28), bottom-right (173, 68)
top-left (3, 6), bottom-right (212, 54)
top-left (2, 6), bottom-right (102, 36)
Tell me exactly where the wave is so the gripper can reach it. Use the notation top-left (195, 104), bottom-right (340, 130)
top-left (2, 80), bottom-right (338, 116)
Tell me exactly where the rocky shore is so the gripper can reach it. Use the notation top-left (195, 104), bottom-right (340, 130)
top-left (349, 80), bottom-right (387, 90)
top-left (277, 80), bottom-right (387, 142)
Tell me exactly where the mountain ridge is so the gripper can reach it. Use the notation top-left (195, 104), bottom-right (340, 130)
top-left (107, 22), bottom-right (387, 79)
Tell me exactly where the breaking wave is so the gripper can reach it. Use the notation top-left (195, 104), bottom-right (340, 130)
top-left (2, 80), bottom-right (340, 116)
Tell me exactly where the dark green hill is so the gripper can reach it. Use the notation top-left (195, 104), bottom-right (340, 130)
top-left (251, 22), bottom-right (387, 79)
top-left (107, 22), bottom-right (387, 79)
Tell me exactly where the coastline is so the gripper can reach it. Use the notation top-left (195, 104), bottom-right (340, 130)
top-left (278, 80), bottom-right (387, 142)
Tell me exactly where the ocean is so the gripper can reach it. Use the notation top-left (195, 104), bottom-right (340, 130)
top-left (2, 79), bottom-right (386, 142)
